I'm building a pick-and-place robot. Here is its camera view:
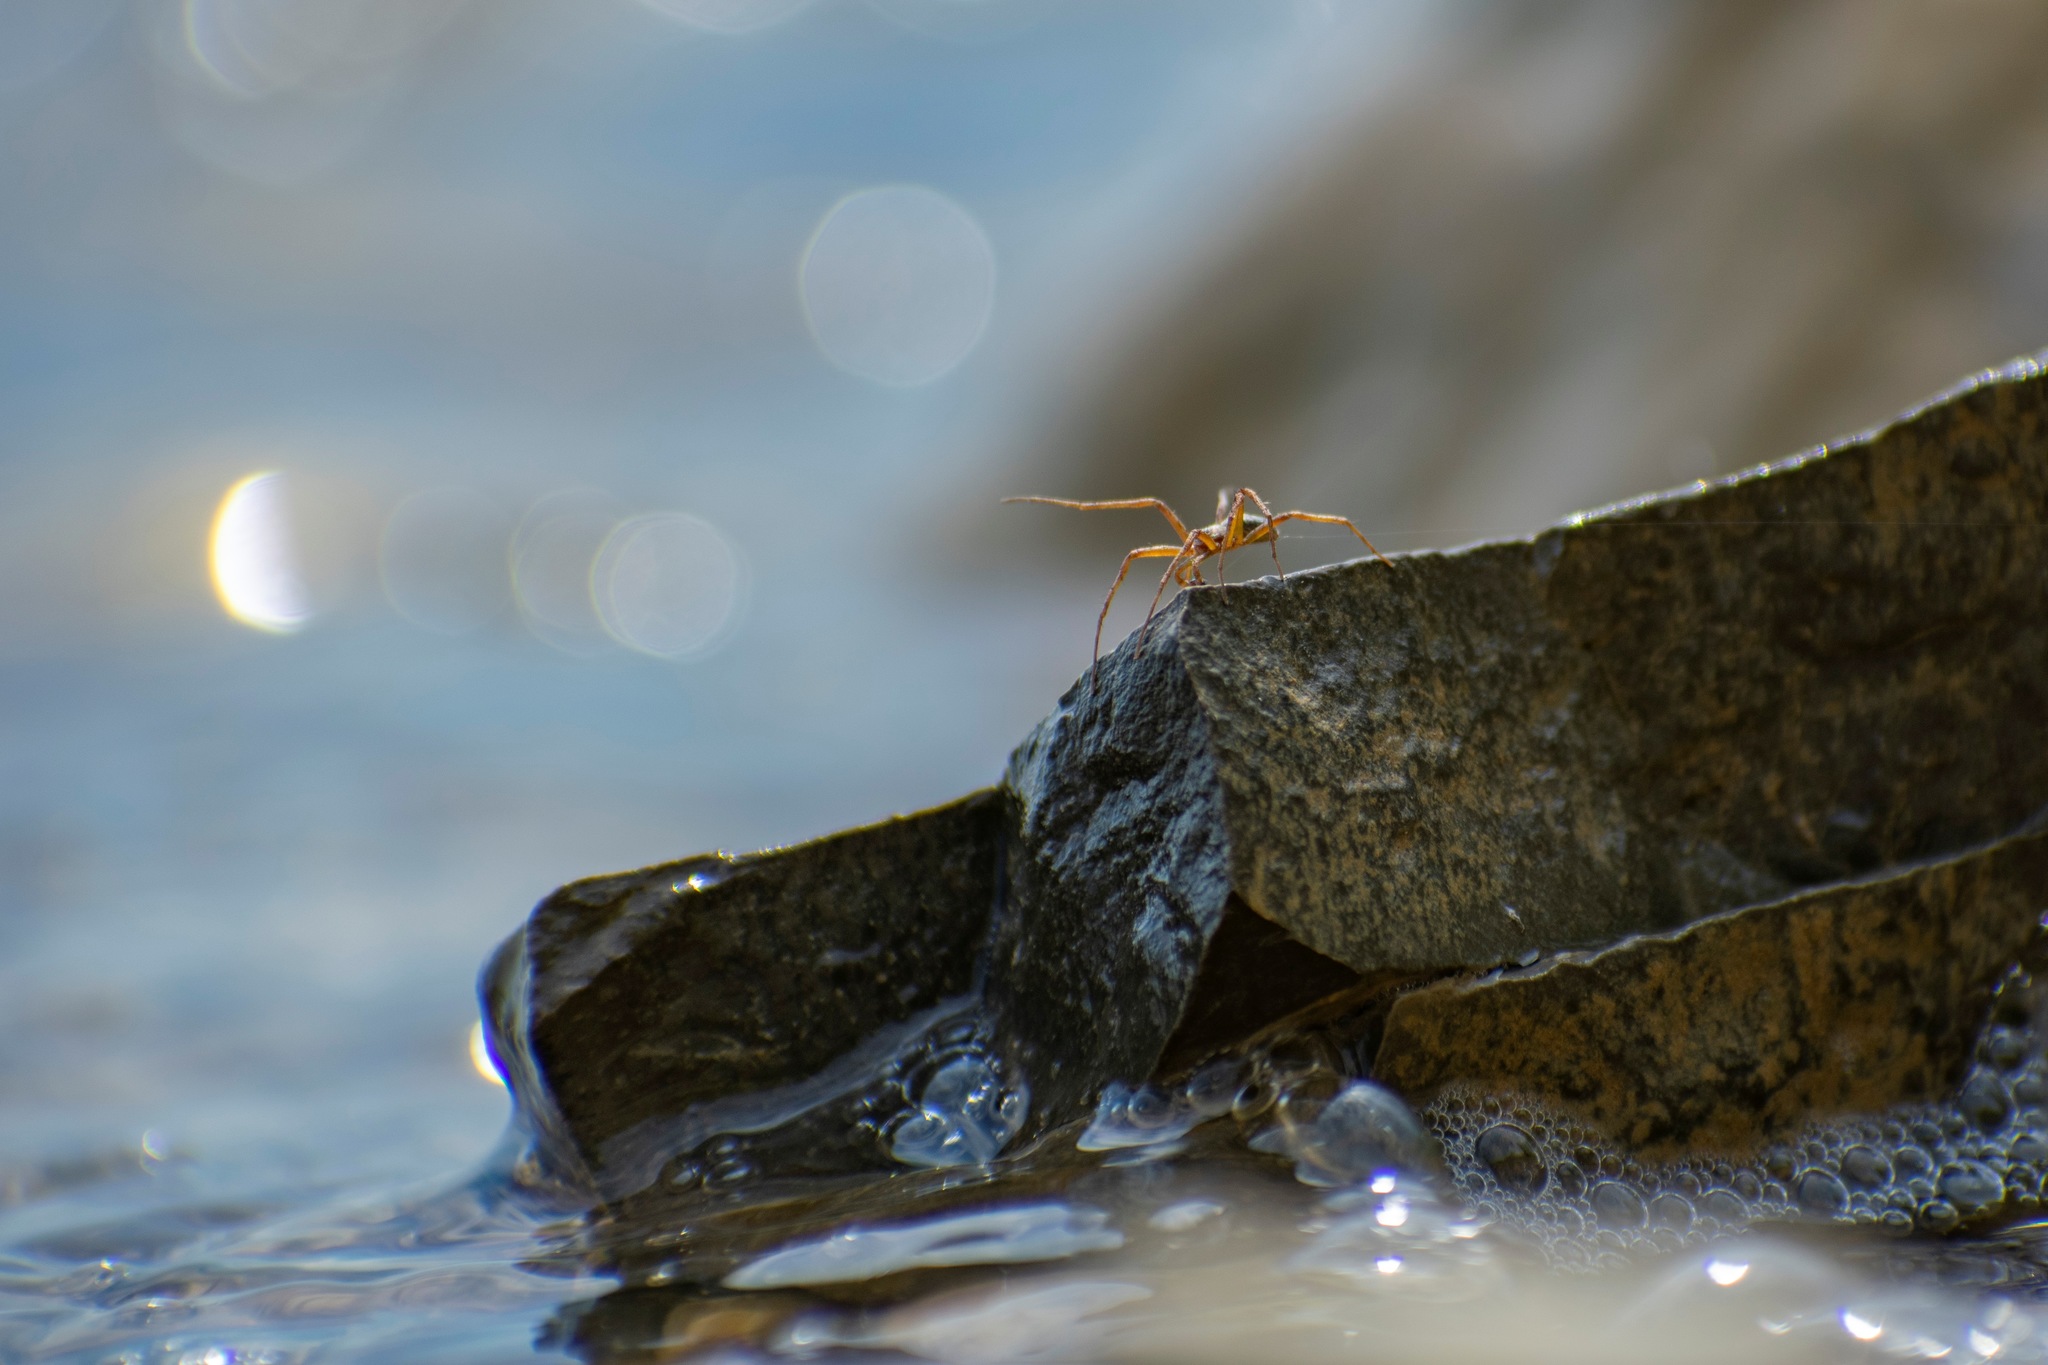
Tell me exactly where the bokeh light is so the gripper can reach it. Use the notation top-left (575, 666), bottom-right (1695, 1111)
top-left (379, 487), bottom-right (514, 636)
top-left (468, 1021), bottom-right (505, 1088)
top-left (509, 489), bottom-right (630, 653)
top-left (800, 185), bottom-right (997, 387)
top-left (0, 0), bottom-right (120, 91)
top-left (593, 512), bottom-right (746, 659)
top-left (209, 472), bottom-right (315, 634)
top-left (635, 0), bottom-right (813, 36)
top-left (180, 0), bottom-right (463, 99)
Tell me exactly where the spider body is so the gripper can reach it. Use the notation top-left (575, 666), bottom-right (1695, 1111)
top-left (1005, 486), bottom-right (1392, 691)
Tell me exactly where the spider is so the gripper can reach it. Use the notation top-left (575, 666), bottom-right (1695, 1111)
top-left (1005, 486), bottom-right (1392, 689)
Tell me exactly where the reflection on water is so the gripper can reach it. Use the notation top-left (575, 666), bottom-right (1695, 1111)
top-left (592, 514), bottom-right (746, 660)
top-left (800, 187), bottom-right (998, 389)
top-left (209, 473), bottom-right (314, 636)
top-left (11, 0), bottom-right (2047, 1358)
top-left (512, 983), bottom-right (2048, 1362)
top-left (379, 489), bottom-right (516, 638)
top-left (0, 1126), bottom-right (607, 1364)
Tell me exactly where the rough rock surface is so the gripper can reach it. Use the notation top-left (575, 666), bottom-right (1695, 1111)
top-left (1374, 830), bottom-right (2048, 1156)
top-left (485, 357), bottom-right (2048, 1193)
top-left (482, 792), bottom-right (1002, 1199)
top-left (991, 356), bottom-right (2048, 1118)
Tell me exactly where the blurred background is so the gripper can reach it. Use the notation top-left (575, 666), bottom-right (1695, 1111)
top-left (2, 0), bottom-right (2047, 1274)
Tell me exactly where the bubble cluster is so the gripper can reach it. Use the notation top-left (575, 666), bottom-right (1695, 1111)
top-left (1420, 966), bottom-right (2048, 1269)
top-left (1077, 1061), bottom-right (1243, 1152)
top-left (887, 1045), bottom-right (1030, 1168)
top-left (1250, 1079), bottom-right (1433, 1187)
top-left (658, 1009), bottom-right (1031, 1193)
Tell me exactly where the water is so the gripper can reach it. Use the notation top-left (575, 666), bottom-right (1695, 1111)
top-left (6, 1), bottom-right (2045, 1359)
top-left (15, 887), bottom-right (2048, 1364)
top-left (530, 986), bottom-right (2048, 1364)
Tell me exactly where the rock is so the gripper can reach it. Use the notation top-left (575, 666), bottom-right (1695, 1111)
top-left (485, 357), bottom-right (2048, 1198)
top-left (481, 791), bottom-right (1002, 1200)
top-left (1373, 830), bottom-right (2048, 1155)
top-left (990, 355), bottom-right (2048, 1119)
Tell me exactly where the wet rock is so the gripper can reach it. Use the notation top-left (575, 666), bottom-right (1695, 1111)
top-left (1374, 831), bottom-right (2048, 1156)
top-left (991, 356), bottom-right (2048, 1118)
top-left (487, 358), bottom-right (2048, 1198)
top-left (481, 792), bottom-right (1002, 1199)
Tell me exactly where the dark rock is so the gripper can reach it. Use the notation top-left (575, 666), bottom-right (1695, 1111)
top-left (990, 355), bottom-right (2048, 1120)
top-left (486, 358), bottom-right (2048, 1199)
top-left (481, 791), bottom-right (1003, 1199)
top-left (1372, 832), bottom-right (2048, 1156)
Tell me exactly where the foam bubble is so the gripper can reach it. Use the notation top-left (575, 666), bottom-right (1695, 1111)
top-left (1414, 965), bottom-right (2048, 1268)
top-left (888, 1050), bottom-right (1029, 1168)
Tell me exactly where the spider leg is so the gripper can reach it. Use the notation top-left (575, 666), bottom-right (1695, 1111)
top-left (1267, 511), bottom-right (1393, 566)
top-left (1004, 495), bottom-right (1192, 542)
top-left (1238, 488), bottom-right (1288, 580)
top-left (1135, 536), bottom-right (1206, 650)
top-left (1217, 489), bottom-right (1254, 594)
top-left (1087, 543), bottom-right (1188, 695)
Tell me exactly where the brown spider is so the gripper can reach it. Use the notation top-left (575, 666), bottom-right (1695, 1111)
top-left (1005, 486), bottom-right (1392, 688)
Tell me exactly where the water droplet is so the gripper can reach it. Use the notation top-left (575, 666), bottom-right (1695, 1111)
top-left (1553, 1159), bottom-right (1587, 1198)
top-left (1893, 1146), bottom-right (1934, 1181)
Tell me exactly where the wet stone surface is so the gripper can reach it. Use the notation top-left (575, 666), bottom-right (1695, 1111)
top-left (483, 355), bottom-right (2048, 1253)
top-left (482, 792), bottom-right (1003, 1200)
top-left (553, 995), bottom-right (2048, 1361)
top-left (987, 353), bottom-right (2048, 1121)
top-left (1419, 958), bottom-right (2048, 1267)
top-left (1374, 831), bottom-right (2048, 1155)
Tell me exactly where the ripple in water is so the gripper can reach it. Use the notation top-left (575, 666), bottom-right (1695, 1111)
top-left (724, 1203), bottom-right (1123, 1289)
